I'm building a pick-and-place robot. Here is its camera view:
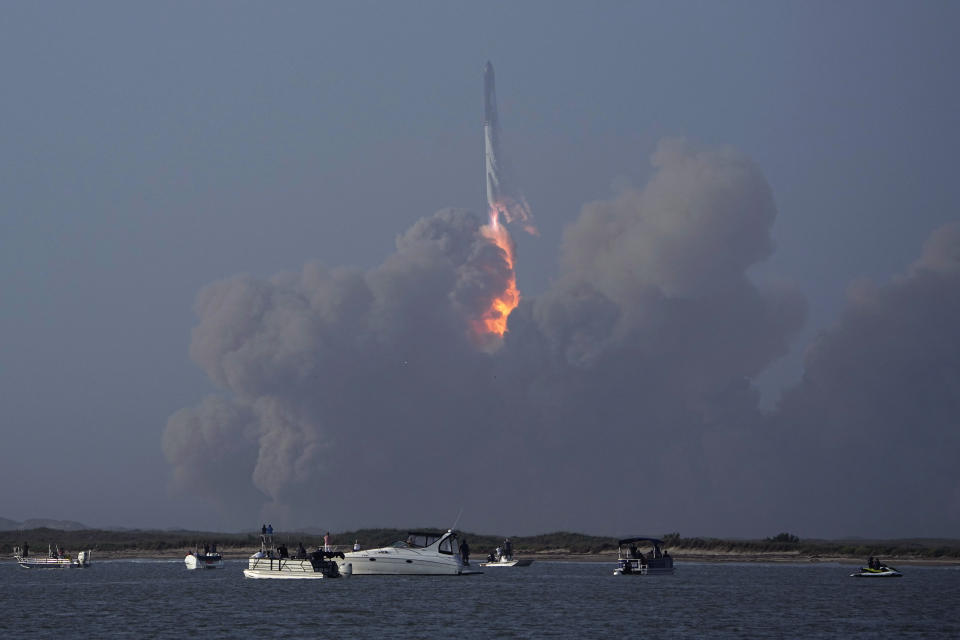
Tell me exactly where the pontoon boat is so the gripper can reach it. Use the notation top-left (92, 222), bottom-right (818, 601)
top-left (612, 537), bottom-right (674, 575)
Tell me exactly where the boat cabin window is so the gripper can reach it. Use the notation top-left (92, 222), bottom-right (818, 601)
top-left (405, 533), bottom-right (442, 548)
top-left (438, 535), bottom-right (456, 555)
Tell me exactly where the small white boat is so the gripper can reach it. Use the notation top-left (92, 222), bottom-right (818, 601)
top-left (14, 545), bottom-right (91, 569)
top-left (479, 540), bottom-right (532, 567)
top-left (185, 547), bottom-right (224, 569)
top-left (340, 530), bottom-right (481, 576)
top-left (850, 565), bottom-right (902, 578)
top-left (612, 537), bottom-right (674, 576)
top-left (479, 556), bottom-right (533, 567)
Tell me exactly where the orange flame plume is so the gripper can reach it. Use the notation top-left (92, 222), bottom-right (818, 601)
top-left (476, 207), bottom-right (520, 338)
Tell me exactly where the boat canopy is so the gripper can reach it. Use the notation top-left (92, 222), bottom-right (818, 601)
top-left (618, 537), bottom-right (665, 547)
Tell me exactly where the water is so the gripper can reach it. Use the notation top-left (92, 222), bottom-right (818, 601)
top-left (2, 559), bottom-right (959, 638)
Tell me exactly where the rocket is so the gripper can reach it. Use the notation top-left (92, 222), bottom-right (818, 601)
top-left (482, 61), bottom-right (535, 233)
top-left (483, 61), bottom-right (502, 216)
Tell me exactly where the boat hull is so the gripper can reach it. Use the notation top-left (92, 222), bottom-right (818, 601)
top-left (851, 568), bottom-right (902, 578)
top-left (341, 551), bottom-right (477, 575)
top-left (243, 556), bottom-right (348, 579)
top-left (479, 558), bottom-right (533, 567)
top-left (613, 557), bottom-right (674, 576)
top-left (15, 551), bottom-right (91, 569)
top-left (185, 554), bottom-right (224, 569)
top-left (17, 558), bottom-right (76, 569)
top-left (613, 566), bottom-right (675, 576)
top-left (243, 569), bottom-right (329, 580)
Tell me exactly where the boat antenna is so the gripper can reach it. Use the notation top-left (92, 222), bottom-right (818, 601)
top-left (451, 507), bottom-right (464, 531)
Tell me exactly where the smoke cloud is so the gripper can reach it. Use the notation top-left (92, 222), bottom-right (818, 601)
top-left (770, 221), bottom-right (960, 536)
top-left (164, 139), bottom-right (957, 537)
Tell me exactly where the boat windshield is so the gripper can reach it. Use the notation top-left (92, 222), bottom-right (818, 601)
top-left (401, 533), bottom-right (445, 548)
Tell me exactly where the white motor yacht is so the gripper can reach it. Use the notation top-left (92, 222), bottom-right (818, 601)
top-left (340, 530), bottom-right (481, 576)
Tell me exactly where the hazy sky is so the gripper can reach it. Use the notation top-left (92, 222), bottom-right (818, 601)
top-left (2, 1), bottom-right (958, 538)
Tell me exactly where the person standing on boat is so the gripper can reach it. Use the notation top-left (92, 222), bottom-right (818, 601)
top-left (459, 538), bottom-right (470, 566)
top-left (324, 532), bottom-right (331, 551)
top-left (22, 542), bottom-right (29, 557)
top-left (504, 538), bottom-right (512, 560)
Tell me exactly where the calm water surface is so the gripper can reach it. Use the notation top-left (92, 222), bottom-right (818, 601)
top-left (2, 559), bottom-right (959, 638)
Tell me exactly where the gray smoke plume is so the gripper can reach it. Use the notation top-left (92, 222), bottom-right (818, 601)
top-left (770, 221), bottom-right (960, 537)
top-left (174, 137), bottom-right (960, 537)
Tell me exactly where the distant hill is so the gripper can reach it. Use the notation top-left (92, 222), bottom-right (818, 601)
top-left (0, 518), bottom-right (90, 531)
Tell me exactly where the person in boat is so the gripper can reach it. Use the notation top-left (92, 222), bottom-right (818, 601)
top-left (267, 523), bottom-right (273, 535)
top-left (629, 544), bottom-right (639, 559)
top-left (487, 552), bottom-right (495, 563)
top-left (324, 532), bottom-right (331, 552)
top-left (495, 545), bottom-right (502, 560)
top-left (22, 542), bottom-right (29, 557)
top-left (504, 538), bottom-right (512, 559)
top-left (638, 551), bottom-right (646, 565)
top-left (459, 538), bottom-right (470, 565)
top-left (297, 542), bottom-right (307, 559)
top-left (261, 524), bottom-right (267, 536)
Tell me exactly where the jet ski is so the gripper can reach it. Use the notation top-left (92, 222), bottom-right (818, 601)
top-left (850, 565), bottom-right (902, 577)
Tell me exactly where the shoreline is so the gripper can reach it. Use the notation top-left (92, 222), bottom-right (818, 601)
top-left (34, 547), bottom-right (960, 566)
